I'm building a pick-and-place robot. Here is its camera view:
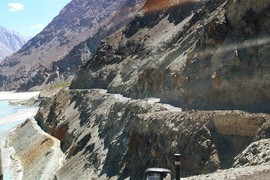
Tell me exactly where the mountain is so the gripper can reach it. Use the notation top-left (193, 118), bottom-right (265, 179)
top-left (4, 0), bottom-right (270, 179)
top-left (70, 0), bottom-right (270, 110)
top-left (0, 26), bottom-right (29, 62)
top-left (6, 0), bottom-right (270, 179)
top-left (0, 0), bottom-right (144, 91)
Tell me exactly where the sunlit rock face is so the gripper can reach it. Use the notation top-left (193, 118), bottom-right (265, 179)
top-left (233, 139), bottom-right (270, 168)
top-left (8, 119), bottom-right (64, 180)
top-left (0, 0), bottom-right (144, 91)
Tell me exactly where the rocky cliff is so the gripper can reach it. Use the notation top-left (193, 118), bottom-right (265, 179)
top-left (0, 26), bottom-right (29, 62)
top-left (6, 0), bottom-right (270, 179)
top-left (70, 0), bottom-right (270, 111)
top-left (33, 89), bottom-right (270, 179)
top-left (8, 118), bottom-right (64, 179)
top-left (0, 0), bottom-right (144, 91)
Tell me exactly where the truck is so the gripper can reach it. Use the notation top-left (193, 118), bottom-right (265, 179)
top-left (144, 154), bottom-right (181, 180)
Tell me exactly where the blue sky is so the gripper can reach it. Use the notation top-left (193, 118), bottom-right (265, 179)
top-left (1, 0), bottom-right (71, 37)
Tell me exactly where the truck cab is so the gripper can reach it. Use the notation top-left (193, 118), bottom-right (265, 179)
top-left (144, 168), bottom-right (172, 180)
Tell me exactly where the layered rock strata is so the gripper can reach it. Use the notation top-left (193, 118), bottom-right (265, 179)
top-left (70, 0), bottom-right (270, 111)
top-left (8, 118), bottom-right (64, 180)
top-left (33, 89), bottom-right (270, 179)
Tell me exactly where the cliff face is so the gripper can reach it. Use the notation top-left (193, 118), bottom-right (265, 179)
top-left (0, 0), bottom-right (144, 91)
top-left (0, 26), bottom-right (29, 62)
top-left (70, 0), bottom-right (270, 111)
top-left (8, 119), bottom-right (64, 180)
top-left (34, 89), bottom-right (270, 179)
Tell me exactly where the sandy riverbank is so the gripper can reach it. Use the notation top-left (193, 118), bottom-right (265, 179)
top-left (0, 91), bottom-right (40, 101)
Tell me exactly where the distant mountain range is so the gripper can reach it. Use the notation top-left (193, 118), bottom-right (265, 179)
top-left (0, 0), bottom-right (144, 91)
top-left (0, 26), bottom-right (29, 62)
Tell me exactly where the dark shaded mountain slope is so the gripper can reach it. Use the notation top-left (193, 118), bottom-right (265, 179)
top-left (0, 0), bottom-right (144, 91)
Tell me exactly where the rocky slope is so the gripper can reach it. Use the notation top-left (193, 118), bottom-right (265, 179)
top-left (0, 26), bottom-right (29, 62)
top-left (33, 89), bottom-right (270, 179)
top-left (8, 118), bottom-right (64, 180)
top-left (5, 0), bottom-right (270, 179)
top-left (5, 88), bottom-right (270, 179)
top-left (0, 0), bottom-right (144, 91)
top-left (71, 0), bottom-right (270, 111)
top-left (185, 164), bottom-right (270, 180)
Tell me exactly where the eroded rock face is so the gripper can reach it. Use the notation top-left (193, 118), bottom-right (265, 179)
top-left (70, 0), bottom-right (270, 110)
top-left (233, 139), bottom-right (270, 168)
top-left (212, 111), bottom-right (265, 136)
top-left (9, 119), bottom-right (64, 180)
top-left (186, 164), bottom-right (270, 180)
top-left (34, 89), bottom-right (270, 178)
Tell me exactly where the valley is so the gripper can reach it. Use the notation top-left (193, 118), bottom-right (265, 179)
top-left (1, 0), bottom-right (270, 179)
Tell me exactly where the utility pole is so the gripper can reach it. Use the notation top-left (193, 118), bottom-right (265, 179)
top-left (175, 153), bottom-right (181, 180)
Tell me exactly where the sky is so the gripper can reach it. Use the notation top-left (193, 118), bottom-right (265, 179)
top-left (1, 0), bottom-right (71, 37)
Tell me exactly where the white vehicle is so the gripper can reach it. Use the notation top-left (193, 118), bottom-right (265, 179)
top-left (144, 168), bottom-right (173, 180)
top-left (144, 154), bottom-right (181, 180)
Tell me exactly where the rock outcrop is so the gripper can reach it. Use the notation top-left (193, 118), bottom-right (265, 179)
top-left (233, 139), bottom-right (270, 168)
top-left (70, 0), bottom-right (270, 111)
top-left (185, 164), bottom-right (270, 180)
top-left (8, 118), bottom-right (64, 180)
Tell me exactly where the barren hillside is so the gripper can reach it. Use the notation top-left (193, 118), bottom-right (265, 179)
top-left (0, 0), bottom-right (144, 91)
top-left (5, 0), bottom-right (270, 179)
